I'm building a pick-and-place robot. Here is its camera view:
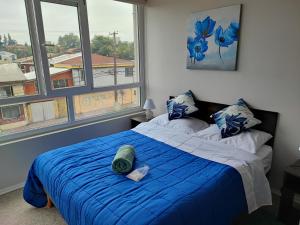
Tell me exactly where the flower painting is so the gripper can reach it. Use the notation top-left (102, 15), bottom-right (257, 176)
top-left (187, 5), bottom-right (241, 70)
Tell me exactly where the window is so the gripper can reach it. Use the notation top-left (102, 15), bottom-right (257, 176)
top-left (40, 1), bottom-right (86, 89)
top-left (0, 0), bottom-right (38, 98)
top-left (0, 0), bottom-right (144, 141)
top-left (0, 98), bottom-right (68, 136)
top-left (87, 0), bottom-right (139, 87)
top-left (1, 105), bottom-right (21, 120)
top-left (0, 86), bottom-right (14, 98)
top-left (53, 79), bottom-right (68, 89)
top-left (125, 67), bottom-right (134, 77)
top-left (80, 70), bottom-right (85, 82)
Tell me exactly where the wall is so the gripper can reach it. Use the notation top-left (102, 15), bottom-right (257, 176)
top-left (144, 0), bottom-right (300, 190)
top-left (0, 114), bottom-right (135, 192)
top-left (23, 80), bottom-right (37, 95)
top-left (92, 67), bottom-right (137, 87)
top-left (12, 83), bottom-right (24, 97)
top-left (51, 71), bottom-right (74, 87)
top-left (73, 89), bottom-right (138, 116)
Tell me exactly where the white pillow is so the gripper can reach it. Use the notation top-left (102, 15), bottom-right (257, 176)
top-left (194, 124), bottom-right (222, 141)
top-left (149, 113), bottom-right (209, 134)
top-left (196, 124), bottom-right (273, 154)
top-left (149, 113), bottom-right (170, 126)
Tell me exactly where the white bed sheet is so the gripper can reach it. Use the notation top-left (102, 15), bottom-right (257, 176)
top-left (256, 145), bottom-right (272, 174)
top-left (133, 122), bottom-right (272, 214)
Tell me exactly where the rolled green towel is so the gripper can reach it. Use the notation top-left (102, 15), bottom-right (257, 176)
top-left (112, 145), bottom-right (135, 174)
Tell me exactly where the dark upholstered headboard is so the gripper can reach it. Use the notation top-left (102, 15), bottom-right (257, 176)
top-left (170, 97), bottom-right (279, 147)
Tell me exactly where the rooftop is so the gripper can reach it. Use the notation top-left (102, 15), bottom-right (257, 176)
top-left (54, 54), bottom-right (134, 68)
top-left (24, 67), bottom-right (71, 80)
top-left (17, 53), bottom-right (134, 68)
top-left (0, 51), bottom-right (17, 56)
top-left (16, 53), bottom-right (59, 64)
top-left (48, 53), bottom-right (82, 65)
top-left (0, 63), bottom-right (26, 82)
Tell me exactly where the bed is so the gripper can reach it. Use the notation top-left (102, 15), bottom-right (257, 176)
top-left (23, 98), bottom-right (278, 225)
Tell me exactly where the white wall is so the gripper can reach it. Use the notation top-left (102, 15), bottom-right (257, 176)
top-left (92, 67), bottom-right (137, 87)
top-left (0, 115), bottom-right (135, 191)
top-left (145, 0), bottom-right (300, 190)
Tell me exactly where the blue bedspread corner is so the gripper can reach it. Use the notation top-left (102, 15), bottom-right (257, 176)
top-left (23, 160), bottom-right (47, 208)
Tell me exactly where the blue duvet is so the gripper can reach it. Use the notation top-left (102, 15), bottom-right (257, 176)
top-left (24, 130), bottom-right (247, 225)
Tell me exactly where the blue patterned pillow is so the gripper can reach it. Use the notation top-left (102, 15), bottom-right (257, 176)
top-left (212, 99), bottom-right (261, 138)
top-left (167, 90), bottom-right (198, 120)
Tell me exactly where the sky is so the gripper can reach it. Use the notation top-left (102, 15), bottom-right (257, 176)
top-left (0, 0), bottom-right (135, 45)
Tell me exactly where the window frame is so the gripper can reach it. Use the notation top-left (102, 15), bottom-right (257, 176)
top-left (125, 67), bottom-right (134, 77)
top-left (1, 105), bottom-right (22, 120)
top-left (0, 0), bottom-right (145, 143)
top-left (0, 85), bottom-right (14, 98)
top-left (52, 79), bottom-right (69, 89)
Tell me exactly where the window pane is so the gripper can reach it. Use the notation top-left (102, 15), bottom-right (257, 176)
top-left (2, 105), bottom-right (21, 119)
top-left (40, 2), bottom-right (86, 89)
top-left (0, 0), bottom-right (38, 98)
top-left (86, 0), bottom-right (139, 87)
top-left (0, 98), bottom-right (68, 136)
top-left (74, 88), bottom-right (140, 120)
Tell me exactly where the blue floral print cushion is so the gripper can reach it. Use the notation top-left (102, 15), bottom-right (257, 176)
top-left (212, 99), bottom-right (261, 138)
top-left (167, 90), bottom-right (199, 120)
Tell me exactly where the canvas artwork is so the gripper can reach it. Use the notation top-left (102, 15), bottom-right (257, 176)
top-left (187, 5), bottom-right (241, 70)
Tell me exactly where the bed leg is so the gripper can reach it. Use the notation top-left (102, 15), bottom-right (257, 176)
top-left (46, 195), bottom-right (54, 208)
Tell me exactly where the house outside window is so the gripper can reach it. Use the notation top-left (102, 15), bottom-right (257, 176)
top-left (1, 105), bottom-right (21, 120)
top-left (0, 0), bottom-right (145, 142)
top-left (80, 70), bottom-right (85, 82)
top-left (0, 86), bottom-right (14, 98)
top-left (53, 79), bottom-right (68, 89)
top-left (125, 67), bottom-right (134, 77)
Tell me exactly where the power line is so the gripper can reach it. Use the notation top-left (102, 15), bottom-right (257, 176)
top-left (109, 31), bottom-right (118, 103)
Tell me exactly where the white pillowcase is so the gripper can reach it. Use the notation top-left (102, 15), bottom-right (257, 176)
top-left (196, 124), bottom-right (273, 154)
top-left (149, 113), bottom-right (209, 134)
top-left (194, 124), bottom-right (222, 141)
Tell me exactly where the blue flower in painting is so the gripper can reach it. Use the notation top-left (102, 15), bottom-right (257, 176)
top-left (187, 36), bottom-right (208, 62)
top-left (215, 22), bottom-right (239, 47)
top-left (215, 22), bottom-right (240, 62)
top-left (195, 16), bottom-right (216, 38)
top-left (188, 17), bottom-right (216, 63)
top-left (215, 26), bottom-right (232, 47)
top-left (187, 37), bottom-right (195, 59)
top-left (226, 22), bottom-right (239, 41)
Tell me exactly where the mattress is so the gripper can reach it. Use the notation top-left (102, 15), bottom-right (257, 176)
top-left (23, 122), bottom-right (272, 225)
top-left (24, 130), bottom-right (248, 225)
top-left (256, 145), bottom-right (272, 174)
top-left (133, 122), bottom-right (272, 213)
